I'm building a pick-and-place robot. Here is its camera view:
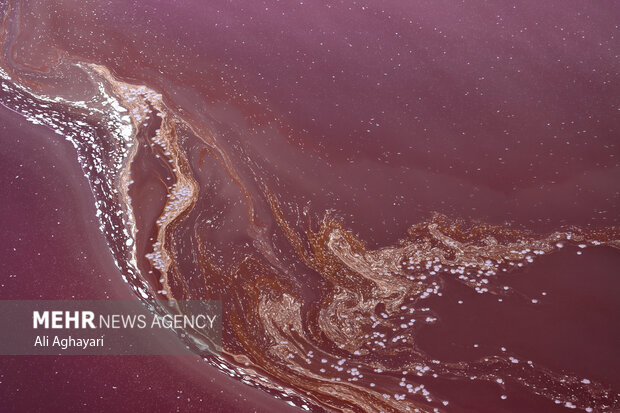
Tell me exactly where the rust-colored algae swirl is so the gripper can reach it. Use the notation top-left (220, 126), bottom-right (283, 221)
top-left (0, 1), bottom-right (619, 411)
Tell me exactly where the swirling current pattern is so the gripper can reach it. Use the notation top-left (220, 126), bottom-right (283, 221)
top-left (0, 0), bottom-right (618, 412)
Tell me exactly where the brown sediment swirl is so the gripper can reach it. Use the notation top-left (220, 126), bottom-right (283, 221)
top-left (0, 56), bottom-right (619, 412)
